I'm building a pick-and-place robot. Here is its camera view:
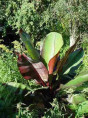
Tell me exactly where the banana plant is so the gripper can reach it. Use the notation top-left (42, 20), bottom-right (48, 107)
top-left (16, 30), bottom-right (88, 109)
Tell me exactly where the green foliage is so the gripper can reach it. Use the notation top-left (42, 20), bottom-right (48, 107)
top-left (18, 31), bottom-right (84, 88)
top-left (16, 30), bottom-right (88, 118)
top-left (41, 32), bottom-right (63, 68)
top-left (0, 51), bottom-right (43, 117)
top-left (51, 0), bottom-right (88, 33)
top-left (0, 82), bottom-right (24, 117)
top-left (16, 104), bottom-right (39, 118)
top-left (65, 86), bottom-right (88, 117)
top-left (0, 41), bottom-right (87, 117)
top-left (0, 0), bottom-right (53, 39)
top-left (0, 0), bottom-right (88, 117)
top-left (12, 40), bottom-right (23, 53)
top-left (0, 81), bottom-right (42, 117)
top-left (43, 99), bottom-right (65, 118)
top-left (0, 0), bottom-right (88, 49)
top-left (62, 72), bottom-right (88, 89)
top-left (81, 35), bottom-right (88, 71)
top-left (19, 30), bottom-right (40, 61)
top-left (76, 101), bottom-right (88, 117)
top-left (0, 52), bottom-right (24, 83)
top-left (61, 82), bottom-right (88, 117)
top-left (0, 0), bottom-right (69, 46)
top-left (62, 48), bottom-right (84, 75)
top-left (0, 1), bottom-right (5, 23)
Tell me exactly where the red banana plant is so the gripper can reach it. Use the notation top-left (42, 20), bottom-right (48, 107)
top-left (16, 30), bottom-right (85, 94)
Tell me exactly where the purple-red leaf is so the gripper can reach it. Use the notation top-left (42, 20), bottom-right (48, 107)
top-left (17, 53), bottom-right (48, 86)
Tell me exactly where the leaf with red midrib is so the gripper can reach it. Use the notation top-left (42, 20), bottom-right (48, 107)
top-left (17, 53), bottom-right (48, 87)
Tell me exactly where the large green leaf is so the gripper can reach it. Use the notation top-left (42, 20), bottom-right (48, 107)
top-left (62, 72), bottom-right (88, 89)
top-left (62, 48), bottom-right (84, 74)
top-left (19, 30), bottom-right (40, 61)
top-left (41, 32), bottom-right (63, 68)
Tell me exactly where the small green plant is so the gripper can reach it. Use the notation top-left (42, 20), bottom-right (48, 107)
top-left (15, 29), bottom-right (88, 115)
top-left (43, 98), bottom-right (65, 118)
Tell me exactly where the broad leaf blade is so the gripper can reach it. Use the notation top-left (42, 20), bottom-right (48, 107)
top-left (62, 72), bottom-right (88, 89)
top-left (41, 32), bottom-right (63, 69)
top-left (62, 48), bottom-right (84, 74)
top-left (19, 30), bottom-right (40, 61)
top-left (17, 53), bottom-right (48, 86)
top-left (60, 48), bottom-right (83, 84)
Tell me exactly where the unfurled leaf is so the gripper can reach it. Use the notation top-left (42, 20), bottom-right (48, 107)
top-left (56, 37), bottom-right (80, 73)
top-left (62, 48), bottom-right (84, 74)
top-left (60, 48), bottom-right (84, 84)
top-left (19, 29), bottom-right (40, 61)
top-left (41, 32), bottom-right (63, 70)
top-left (17, 53), bottom-right (48, 86)
top-left (62, 72), bottom-right (88, 89)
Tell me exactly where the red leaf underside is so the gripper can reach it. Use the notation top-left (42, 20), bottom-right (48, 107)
top-left (17, 53), bottom-right (48, 86)
top-left (48, 52), bottom-right (59, 74)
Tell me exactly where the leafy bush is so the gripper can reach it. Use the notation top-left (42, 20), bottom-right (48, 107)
top-left (0, 51), bottom-right (23, 83)
top-left (0, 0), bottom-right (69, 46)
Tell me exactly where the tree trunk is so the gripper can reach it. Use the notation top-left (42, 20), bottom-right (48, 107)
top-left (70, 30), bottom-right (76, 47)
top-left (69, 20), bottom-right (76, 47)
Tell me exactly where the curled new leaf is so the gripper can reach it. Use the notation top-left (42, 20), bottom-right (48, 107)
top-left (17, 53), bottom-right (48, 86)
